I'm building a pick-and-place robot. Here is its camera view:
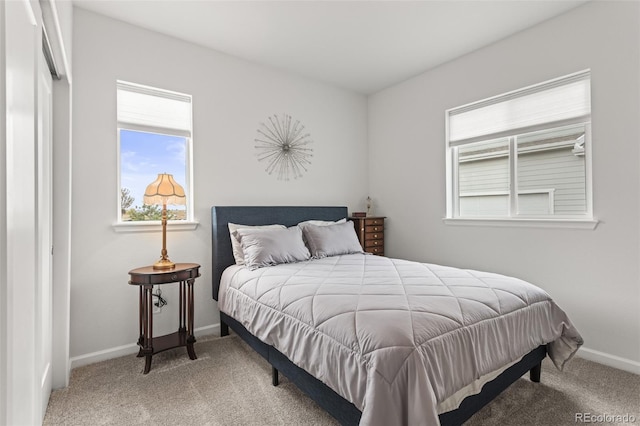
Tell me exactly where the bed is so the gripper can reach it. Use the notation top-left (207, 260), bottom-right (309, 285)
top-left (211, 206), bottom-right (582, 425)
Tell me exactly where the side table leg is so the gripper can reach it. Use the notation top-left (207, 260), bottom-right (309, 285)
top-left (144, 355), bottom-right (152, 374)
top-left (187, 340), bottom-right (197, 360)
top-left (142, 285), bottom-right (154, 374)
top-left (179, 280), bottom-right (185, 332)
top-left (186, 277), bottom-right (197, 360)
top-left (136, 285), bottom-right (144, 357)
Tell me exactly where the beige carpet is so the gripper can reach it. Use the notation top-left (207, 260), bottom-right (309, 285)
top-left (45, 335), bottom-right (639, 425)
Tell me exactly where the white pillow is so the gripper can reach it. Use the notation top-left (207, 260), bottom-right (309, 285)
top-left (300, 221), bottom-right (363, 259)
top-left (228, 222), bottom-right (285, 265)
top-left (235, 226), bottom-right (311, 270)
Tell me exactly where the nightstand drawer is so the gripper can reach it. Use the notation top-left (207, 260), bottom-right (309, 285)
top-left (368, 247), bottom-right (384, 255)
top-left (365, 239), bottom-right (384, 248)
top-left (365, 225), bottom-right (383, 233)
top-left (365, 218), bottom-right (384, 226)
top-left (365, 232), bottom-right (383, 240)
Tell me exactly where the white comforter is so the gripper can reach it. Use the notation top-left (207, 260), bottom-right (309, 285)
top-left (219, 254), bottom-right (583, 426)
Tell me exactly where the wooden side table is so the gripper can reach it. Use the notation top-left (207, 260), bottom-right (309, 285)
top-left (349, 216), bottom-right (386, 255)
top-left (128, 263), bottom-right (200, 374)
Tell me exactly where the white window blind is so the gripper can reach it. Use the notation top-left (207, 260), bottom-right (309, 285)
top-left (117, 81), bottom-right (192, 137)
top-left (448, 70), bottom-right (590, 145)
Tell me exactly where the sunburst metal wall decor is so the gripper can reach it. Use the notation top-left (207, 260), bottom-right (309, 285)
top-left (255, 114), bottom-right (313, 181)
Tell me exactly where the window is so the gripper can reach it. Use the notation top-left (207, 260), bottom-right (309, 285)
top-left (445, 70), bottom-right (595, 227)
top-left (116, 81), bottom-right (194, 226)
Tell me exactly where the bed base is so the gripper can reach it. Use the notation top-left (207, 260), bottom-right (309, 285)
top-left (221, 312), bottom-right (362, 423)
top-left (212, 206), bottom-right (547, 425)
top-left (221, 312), bottom-right (546, 426)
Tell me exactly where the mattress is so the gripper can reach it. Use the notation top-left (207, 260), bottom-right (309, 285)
top-left (219, 254), bottom-right (583, 426)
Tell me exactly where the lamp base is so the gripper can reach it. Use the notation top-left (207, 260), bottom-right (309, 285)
top-left (153, 258), bottom-right (176, 270)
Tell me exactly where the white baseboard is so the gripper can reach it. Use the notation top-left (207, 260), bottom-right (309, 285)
top-left (68, 326), bottom-right (640, 376)
top-left (578, 346), bottom-right (640, 375)
top-left (69, 323), bottom-right (221, 370)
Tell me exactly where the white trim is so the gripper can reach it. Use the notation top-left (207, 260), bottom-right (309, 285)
top-left (51, 74), bottom-right (72, 390)
top-left (0, 2), bottom-right (7, 421)
top-left (584, 123), bottom-right (594, 219)
top-left (117, 123), bottom-right (190, 139)
top-left (509, 136), bottom-right (516, 216)
top-left (22, 0), bottom-right (37, 26)
top-left (116, 128), bottom-right (124, 222)
top-left (578, 347), bottom-right (640, 375)
top-left (112, 220), bottom-right (199, 233)
top-left (41, 0), bottom-right (74, 391)
top-left (69, 342), bottom-right (139, 370)
top-left (48, 0), bottom-right (71, 83)
top-left (69, 324), bottom-right (220, 369)
top-left (517, 139), bottom-right (576, 155)
top-left (37, 47), bottom-right (54, 421)
top-left (445, 111), bottom-right (454, 218)
top-left (459, 191), bottom-right (509, 197)
top-left (443, 217), bottom-right (598, 230)
top-left (117, 80), bottom-right (191, 103)
top-left (518, 188), bottom-right (555, 195)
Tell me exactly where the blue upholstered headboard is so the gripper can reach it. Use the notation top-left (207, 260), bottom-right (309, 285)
top-left (211, 206), bottom-right (348, 300)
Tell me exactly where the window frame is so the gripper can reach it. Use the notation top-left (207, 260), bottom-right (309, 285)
top-left (114, 81), bottom-right (197, 232)
top-left (444, 71), bottom-right (598, 229)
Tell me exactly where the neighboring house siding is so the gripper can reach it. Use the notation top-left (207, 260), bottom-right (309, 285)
top-left (459, 146), bottom-right (585, 216)
top-left (517, 147), bottom-right (586, 214)
top-left (459, 156), bottom-right (509, 194)
top-left (459, 156), bottom-right (508, 216)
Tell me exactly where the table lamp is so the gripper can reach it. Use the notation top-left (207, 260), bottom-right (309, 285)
top-left (143, 173), bottom-right (186, 270)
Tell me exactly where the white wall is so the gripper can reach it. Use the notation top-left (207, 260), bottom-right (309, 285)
top-left (368, 1), bottom-right (640, 372)
top-left (71, 8), bottom-right (368, 363)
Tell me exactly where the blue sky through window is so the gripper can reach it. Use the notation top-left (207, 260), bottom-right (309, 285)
top-left (120, 129), bottom-right (187, 213)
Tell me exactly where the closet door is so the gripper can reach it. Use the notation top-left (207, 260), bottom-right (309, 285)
top-left (37, 46), bottom-right (54, 421)
top-left (3, 0), bottom-right (40, 424)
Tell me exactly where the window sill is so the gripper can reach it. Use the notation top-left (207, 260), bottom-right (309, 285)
top-left (443, 217), bottom-right (599, 230)
top-left (113, 220), bottom-right (199, 233)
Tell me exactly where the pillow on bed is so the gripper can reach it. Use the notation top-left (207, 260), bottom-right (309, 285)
top-left (298, 218), bottom-right (347, 246)
top-left (297, 218), bottom-right (347, 227)
top-left (228, 223), bottom-right (285, 265)
top-left (235, 226), bottom-right (311, 270)
top-left (300, 221), bottom-right (363, 259)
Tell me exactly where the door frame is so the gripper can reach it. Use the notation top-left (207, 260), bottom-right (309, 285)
top-left (37, 43), bottom-right (54, 421)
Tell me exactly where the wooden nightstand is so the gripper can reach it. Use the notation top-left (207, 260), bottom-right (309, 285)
top-left (128, 263), bottom-right (200, 374)
top-left (349, 216), bottom-right (386, 256)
